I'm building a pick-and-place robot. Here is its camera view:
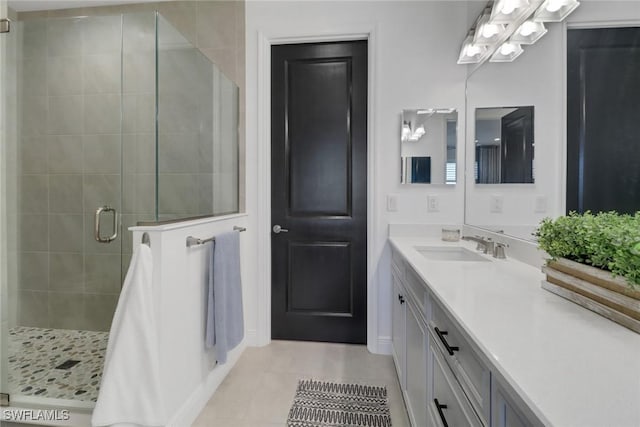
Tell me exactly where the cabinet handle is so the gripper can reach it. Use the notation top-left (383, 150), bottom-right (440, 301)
top-left (398, 294), bottom-right (405, 304)
top-left (434, 399), bottom-right (449, 427)
top-left (434, 327), bottom-right (459, 356)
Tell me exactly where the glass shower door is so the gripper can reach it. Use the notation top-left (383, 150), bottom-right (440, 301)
top-left (6, 13), bottom-right (127, 404)
top-left (0, 10), bottom-right (159, 406)
top-left (0, 0), bottom-right (10, 406)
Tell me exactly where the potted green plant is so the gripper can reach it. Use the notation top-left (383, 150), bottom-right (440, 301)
top-left (536, 211), bottom-right (640, 333)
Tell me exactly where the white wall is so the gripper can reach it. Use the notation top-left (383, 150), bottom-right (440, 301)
top-left (464, 0), bottom-right (640, 241)
top-left (245, 1), bottom-right (469, 352)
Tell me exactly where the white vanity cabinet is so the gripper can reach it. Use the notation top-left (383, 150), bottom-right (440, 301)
top-left (390, 245), bottom-right (540, 427)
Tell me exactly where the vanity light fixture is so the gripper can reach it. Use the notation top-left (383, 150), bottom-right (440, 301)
top-left (490, 41), bottom-right (524, 62)
top-left (457, 33), bottom-right (488, 64)
top-left (401, 121), bottom-right (412, 142)
top-left (474, 12), bottom-right (506, 45)
top-left (533, 0), bottom-right (580, 22)
top-left (402, 121), bottom-right (427, 142)
top-left (511, 20), bottom-right (547, 44)
top-left (410, 125), bottom-right (426, 141)
top-left (458, 0), bottom-right (579, 65)
top-left (490, 0), bottom-right (530, 24)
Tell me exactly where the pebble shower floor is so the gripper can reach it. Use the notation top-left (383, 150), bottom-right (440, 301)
top-left (8, 326), bottom-right (108, 402)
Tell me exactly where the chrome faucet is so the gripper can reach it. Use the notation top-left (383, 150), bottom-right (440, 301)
top-left (493, 243), bottom-right (507, 259)
top-left (462, 235), bottom-right (508, 258)
top-left (461, 235), bottom-right (488, 252)
top-left (483, 238), bottom-right (495, 255)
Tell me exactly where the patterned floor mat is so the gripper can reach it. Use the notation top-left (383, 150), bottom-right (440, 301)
top-left (287, 379), bottom-right (392, 427)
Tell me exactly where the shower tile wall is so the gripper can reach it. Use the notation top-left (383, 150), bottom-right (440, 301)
top-left (121, 12), bottom-right (158, 274)
top-left (16, 15), bottom-right (152, 332)
top-left (156, 15), bottom-right (239, 221)
top-left (20, 0), bottom-right (247, 213)
top-left (16, 1), bottom-right (246, 330)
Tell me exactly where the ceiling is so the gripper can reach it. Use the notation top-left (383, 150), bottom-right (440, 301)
top-left (8, 0), bottom-right (168, 12)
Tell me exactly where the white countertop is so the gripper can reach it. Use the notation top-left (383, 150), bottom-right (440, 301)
top-left (389, 237), bottom-right (640, 427)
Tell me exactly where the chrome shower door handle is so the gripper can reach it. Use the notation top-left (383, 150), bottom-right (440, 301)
top-left (95, 206), bottom-right (118, 243)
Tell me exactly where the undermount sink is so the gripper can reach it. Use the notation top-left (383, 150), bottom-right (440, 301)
top-left (414, 246), bottom-right (490, 262)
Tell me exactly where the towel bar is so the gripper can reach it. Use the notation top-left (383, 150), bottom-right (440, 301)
top-left (142, 232), bottom-right (151, 247)
top-left (186, 226), bottom-right (246, 248)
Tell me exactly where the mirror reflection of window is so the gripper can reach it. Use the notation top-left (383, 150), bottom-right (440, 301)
top-left (400, 109), bottom-right (457, 185)
top-left (475, 106), bottom-right (534, 184)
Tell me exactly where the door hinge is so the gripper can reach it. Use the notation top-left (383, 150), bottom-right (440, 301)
top-left (0, 393), bottom-right (9, 406)
top-left (0, 19), bottom-right (10, 33)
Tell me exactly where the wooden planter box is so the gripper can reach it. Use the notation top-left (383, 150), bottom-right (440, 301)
top-left (541, 258), bottom-right (640, 334)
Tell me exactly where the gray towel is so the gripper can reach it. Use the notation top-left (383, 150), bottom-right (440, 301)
top-left (205, 230), bottom-right (244, 364)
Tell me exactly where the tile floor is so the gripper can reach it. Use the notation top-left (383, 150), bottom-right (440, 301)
top-left (193, 340), bottom-right (410, 427)
top-left (8, 326), bottom-right (107, 402)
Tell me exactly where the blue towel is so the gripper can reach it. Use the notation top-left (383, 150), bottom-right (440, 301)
top-left (205, 230), bottom-right (244, 364)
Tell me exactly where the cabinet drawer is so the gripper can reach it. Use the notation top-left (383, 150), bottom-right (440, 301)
top-left (429, 344), bottom-right (483, 427)
top-left (430, 300), bottom-right (490, 424)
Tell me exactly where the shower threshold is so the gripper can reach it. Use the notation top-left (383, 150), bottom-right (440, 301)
top-left (8, 327), bottom-right (108, 403)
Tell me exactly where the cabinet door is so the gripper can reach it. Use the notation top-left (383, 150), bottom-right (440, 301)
top-left (406, 300), bottom-right (427, 427)
top-left (492, 381), bottom-right (532, 427)
top-left (392, 273), bottom-right (407, 389)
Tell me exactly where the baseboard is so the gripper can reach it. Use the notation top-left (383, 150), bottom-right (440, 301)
top-left (167, 341), bottom-right (246, 426)
top-left (376, 336), bottom-right (393, 355)
top-left (245, 329), bottom-right (258, 346)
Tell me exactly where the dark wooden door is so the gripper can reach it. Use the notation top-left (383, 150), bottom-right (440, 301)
top-left (500, 106), bottom-right (534, 183)
top-left (567, 28), bottom-right (640, 214)
top-left (271, 41), bottom-right (367, 344)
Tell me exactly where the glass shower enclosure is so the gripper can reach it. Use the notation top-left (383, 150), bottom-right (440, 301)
top-left (0, 8), bottom-right (238, 409)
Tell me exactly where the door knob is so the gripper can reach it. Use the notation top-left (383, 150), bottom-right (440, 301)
top-left (272, 224), bottom-right (289, 234)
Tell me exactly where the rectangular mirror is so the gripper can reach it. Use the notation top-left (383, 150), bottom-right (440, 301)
top-left (401, 108), bottom-right (457, 184)
top-left (464, 1), bottom-right (640, 243)
top-left (475, 106), bottom-right (534, 184)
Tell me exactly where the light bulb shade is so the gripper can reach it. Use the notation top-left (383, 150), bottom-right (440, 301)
top-left (490, 0), bottom-right (531, 24)
top-left (490, 42), bottom-right (524, 62)
top-left (457, 34), bottom-right (487, 64)
top-left (401, 122), bottom-right (411, 142)
top-left (511, 21), bottom-right (548, 44)
top-left (533, 0), bottom-right (580, 22)
top-left (473, 14), bottom-right (505, 45)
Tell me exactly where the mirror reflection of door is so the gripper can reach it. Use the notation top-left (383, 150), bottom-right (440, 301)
top-left (501, 107), bottom-right (534, 183)
top-left (567, 27), bottom-right (640, 214)
top-left (475, 106), bottom-right (534, 184)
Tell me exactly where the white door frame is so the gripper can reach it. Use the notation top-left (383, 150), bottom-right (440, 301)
top-left (254, 25), bottom-right (380, 353)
